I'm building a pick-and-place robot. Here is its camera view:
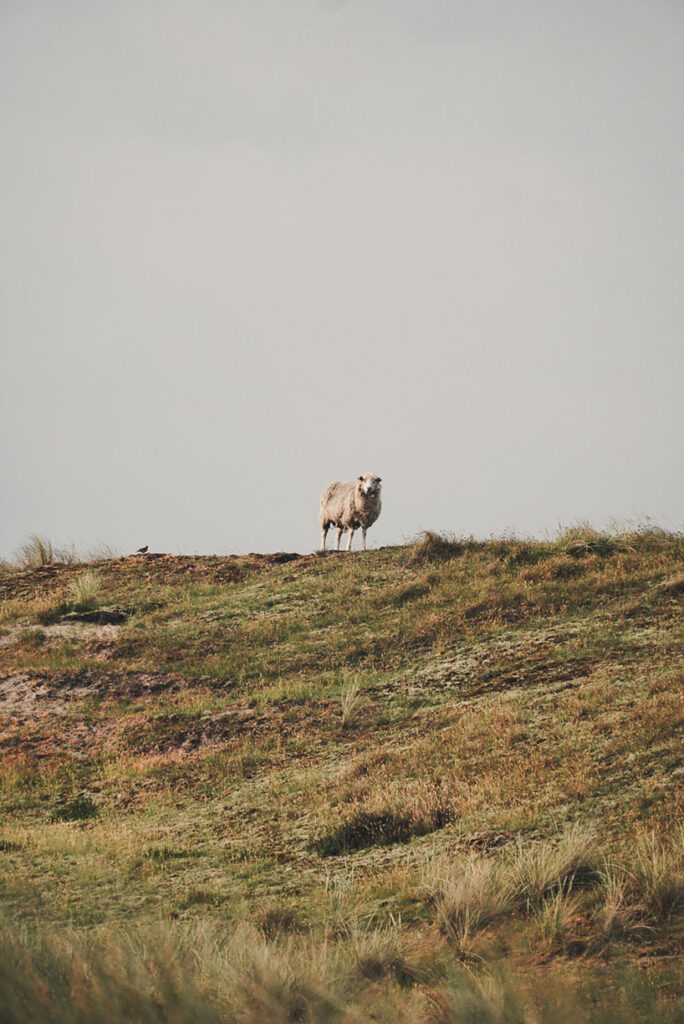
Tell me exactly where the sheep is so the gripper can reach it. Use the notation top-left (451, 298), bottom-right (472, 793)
top-left (319, 473), bottom-right (382, 552)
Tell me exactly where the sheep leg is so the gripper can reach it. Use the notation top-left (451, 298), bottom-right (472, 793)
top-left (320, 525), bottom-right (329, 551)
top-left (346, 528), bottom-right (355, 552)
top-left (334, 527), bottom-right (343, 552)
top-left (361, 527), bottom-right (367, 551)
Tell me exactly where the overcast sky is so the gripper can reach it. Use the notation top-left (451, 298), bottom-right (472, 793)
top-left (2, 0), bottom-right (683, 558)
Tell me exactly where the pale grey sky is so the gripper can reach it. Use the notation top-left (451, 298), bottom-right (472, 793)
top-left (2, 0), bottom-right (683, 557)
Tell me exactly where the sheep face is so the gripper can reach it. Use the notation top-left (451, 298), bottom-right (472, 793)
top-left (358, 473), bottom-right (382, 499)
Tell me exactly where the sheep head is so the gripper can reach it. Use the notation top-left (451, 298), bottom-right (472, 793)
top-left (357, 473), bottom-right (382, 498)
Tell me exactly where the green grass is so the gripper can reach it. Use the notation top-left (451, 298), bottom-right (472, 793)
top-left (0, 529), bottom-right (682, 1019)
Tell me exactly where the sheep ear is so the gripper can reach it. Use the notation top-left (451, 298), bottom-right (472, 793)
top-left (377, 478), bottom-right (382, 483)
top-left (358, 475), bottom-right (364, 481)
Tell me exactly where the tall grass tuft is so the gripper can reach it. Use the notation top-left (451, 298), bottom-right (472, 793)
top-left (340, 676), bottom-right (363, 727)
top-left (0, 918), bottom-right (681, 1023)
top-left (423, 853), bottom-right (514, 954)
top-left (346, 916), bottom-right (410, 982)
top-left (536, 878), bottom-right (580, 949)
top-left (421, 826), bottom-right (599, 952)
top-left (15, 534), bottom-right (78, 568)
top-left (630, 828), bottom-right (684, 924)
top-left (323, 868), bottom-right (367, 938)
top-left (596, 859), bottom-right (636, 939)
top-left (66, 570), bottom-right (103, 612)
top-left (555, 524), bottom-right (626, 558)
top-left (16, 533), bottom-right (55, 567)
top-left (511, 824), bottom-right (598, 906)
top-left (409, 531), bottom-right (474, 564)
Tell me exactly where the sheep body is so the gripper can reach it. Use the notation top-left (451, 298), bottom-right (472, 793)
top-left (319, 473), bottom-right (382, 552)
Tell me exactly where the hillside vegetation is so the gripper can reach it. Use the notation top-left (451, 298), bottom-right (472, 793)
top-left (0, 528), bottom-right (682, 1022)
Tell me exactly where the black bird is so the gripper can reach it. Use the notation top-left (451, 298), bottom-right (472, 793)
top-left (136, 545), bottom-right (149, 554)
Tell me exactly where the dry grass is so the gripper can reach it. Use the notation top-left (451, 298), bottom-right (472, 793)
top-left (15, 534), bottom-right (78, 568)
top-left (536, 879), bottom-right (581, 950)
top-left (0, 530), bottom-right (682, 1018)
top-left (339, 676), bottom-right (363, 727)
top-left (596, 860), bottom-right (636, 940)
top-left (630, 828), bottom-right (684, 924)
top-left (420, 826), bottom-right (599, 955)
top-left (555, 524), bottom-right (628, 558)
top-left (409, 531), bottom-right (477, 564)
top-left (313, 785), bottom-right (454, 857)
top-left (0, 918), bottom-right (680, 1024)
top-left (510, 824), bottom-right (599, 905)
top-left (423, 853), bottom-right (514, 954)
top-left (15, 533), bottom-right (56, 567)
top-left (66, 570), bottom-right (103, 612)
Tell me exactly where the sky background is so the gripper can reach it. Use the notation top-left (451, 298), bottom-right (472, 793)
top-left (2, 0), bottom-right (683, 558)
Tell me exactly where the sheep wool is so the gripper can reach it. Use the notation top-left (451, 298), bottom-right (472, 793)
top-left (319, 473), bottom-right (382, 552)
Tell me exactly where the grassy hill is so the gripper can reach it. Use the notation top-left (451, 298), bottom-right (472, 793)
top-left (0, 528), bottom-right (682, 1022)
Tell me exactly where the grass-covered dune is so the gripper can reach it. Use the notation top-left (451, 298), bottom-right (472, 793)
top-left (0, 527), bottom-right (682, 1022)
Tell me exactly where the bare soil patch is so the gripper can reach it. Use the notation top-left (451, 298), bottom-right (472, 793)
top-left (0, 669), bottom-right (182, 725)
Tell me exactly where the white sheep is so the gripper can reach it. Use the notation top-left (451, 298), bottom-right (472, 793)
top-left (319, 473), bottom-right (382, 552)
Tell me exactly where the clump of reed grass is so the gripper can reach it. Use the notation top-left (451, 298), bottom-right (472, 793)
top-left (15, 534), bottom-right (77, 568)
top-left (340, 676), bottom-right (363, 727)
top-left (409, 531), bottom-right (476, 564)
top-left (256, 903), bottom-right (304, 939)
top-left (35, 597), bottom-right (67, 624)
top-left (0, 917), bottom-right (681, 1024)
top-left (421, 825), bottom-right (598, 953)
top-left (630, 828), bottom-right (684, 924)
top-left (16, 533), bottom-right (55, 567)
top-left (536, 878), bottom-right (581, 950)
top-left (595, 860), bottom-right (636, 940)
top-left (323, 868), bottom-right (366, 938)
top-left (510, 824), bottom-right (599, 906)
top-left (86, 543), bottom-right (121, 561)
top-left (422, 852), bottom-right (514, 954)
top-left (346, 915), bottom-right (413, 983)
top-left (66, 570), bottom-right (103, 612)
top-left (0, 599), bottom-right (24, 625)
top-left (16, 627), bottom-right (46, 649)
top-left (555, 524), bottom-right (626, 559)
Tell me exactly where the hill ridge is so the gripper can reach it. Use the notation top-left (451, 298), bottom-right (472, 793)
top-left (0, 530), bottom-right (682, 1020)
